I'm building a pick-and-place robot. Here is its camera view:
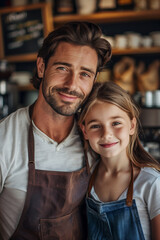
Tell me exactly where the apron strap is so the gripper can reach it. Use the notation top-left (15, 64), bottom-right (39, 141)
top-left (87, 160), bottom-right (134, 207)
top-left (29, 103), bottom-right (35, 119)
top-left (84, 149), bottom-right (91, 175)
top-left (78, 126), bottom-right (91, 176)
top-left (28, 122), bottom-right (35, 185)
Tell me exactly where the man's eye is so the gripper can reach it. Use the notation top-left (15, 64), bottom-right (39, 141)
top-left (81, 72), bottom-right (90, 78)
top-left (57, 66), bottom-right (67, 71)
top-left (112, 122), bottom-right (120, 126)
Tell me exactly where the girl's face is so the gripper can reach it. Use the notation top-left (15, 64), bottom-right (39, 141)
top-left (81, 101), bottom-right (136, 160)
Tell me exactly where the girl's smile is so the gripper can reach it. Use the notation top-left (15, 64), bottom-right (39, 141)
top-left (99, 142), bottom-right (119, 148)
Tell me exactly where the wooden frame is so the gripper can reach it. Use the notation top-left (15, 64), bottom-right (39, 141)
top-left (0, 3), bottom-right (53, 62)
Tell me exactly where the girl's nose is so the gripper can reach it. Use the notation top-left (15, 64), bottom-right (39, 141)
top-left (101, 127), bottom-right (113, 140)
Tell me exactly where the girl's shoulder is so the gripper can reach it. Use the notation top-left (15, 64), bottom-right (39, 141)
top-left (140, 167), bottom-right (160, 179)
top-left (135, 167), bottom-right (160, 189)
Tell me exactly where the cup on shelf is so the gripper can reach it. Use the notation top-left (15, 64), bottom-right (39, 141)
top-left (10, 71), bottom-right (32, 86)
top-left (11, 0), bottom-right (28, 6)
top-left (126, 32), bottom-right (142, 48)
top-left (150, 31), bottom-right (160, 47)
top-left (134, 0), bottom-right (148, 10)
top-left (115, 35), bottom-right (128, 49)
top-left (153, 90), bottom-right (160, 107)
top-left (143, 91), bottom-right (154, 107)
top-left (102, 35), bottom-right (115, 48)
top-left (76, 0), bottom-right (97, 14)
top-left (141, 36), bottom-right (152, 48)
top-left (148, 0), bottom-right (160, 10)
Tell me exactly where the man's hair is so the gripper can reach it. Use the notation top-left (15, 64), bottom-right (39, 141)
top-left (31, 21), bottom-right (112, 89)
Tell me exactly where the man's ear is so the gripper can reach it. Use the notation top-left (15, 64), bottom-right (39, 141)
top-left (130, 117), bottom-right (137, 136)
top-left (37, 57), bottom-right (45, 78)
top-left (80, 123), bottom-right (89, 140)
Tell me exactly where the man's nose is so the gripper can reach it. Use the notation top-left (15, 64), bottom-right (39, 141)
top-left (64, 72), bottom-right (78, 89)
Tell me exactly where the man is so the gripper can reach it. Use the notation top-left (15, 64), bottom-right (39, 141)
top-left (0, 21), bottom-right (111, 239)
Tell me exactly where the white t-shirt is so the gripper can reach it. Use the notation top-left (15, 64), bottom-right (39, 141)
top-left (91, 167), bottom-right (160, 240)
top-left (0, 106), bottom-right (95, 240)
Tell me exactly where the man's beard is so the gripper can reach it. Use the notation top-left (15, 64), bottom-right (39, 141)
top-left (42, 83), bottom-right (85, 116)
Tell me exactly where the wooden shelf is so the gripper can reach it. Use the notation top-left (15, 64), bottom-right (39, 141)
top-left (7, 47), bottom-right (160, 63)
top-left (4, 53), bottom-right (37, 62)
top-left (112, 47), bottom-right (160, 55)
top-left (54, 10), bottom-right (160, 25)
top-left (18, 84), bottom-right (35, 91)
top-left (4, 47), bottom-right (160, 63)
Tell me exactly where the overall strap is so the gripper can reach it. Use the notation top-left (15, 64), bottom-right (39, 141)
top-left (87, 161), bottom-right (99, 197)
top-left (126, 162), bottom-right (134, 206)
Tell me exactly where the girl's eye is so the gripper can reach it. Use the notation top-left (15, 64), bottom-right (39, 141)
top-left (90, 124), bottom-right (101, 129)
top-left (112, 122), bottom-right (121, 126)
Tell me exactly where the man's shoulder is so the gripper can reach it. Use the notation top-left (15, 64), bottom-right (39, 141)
top-left (0, 106), bottom-right (30, 144)
top-left (0, 106), bottom-right (30, 126)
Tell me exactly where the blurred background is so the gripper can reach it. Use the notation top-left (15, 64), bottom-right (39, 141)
top-left (0, 0), bottom-right (160, 160)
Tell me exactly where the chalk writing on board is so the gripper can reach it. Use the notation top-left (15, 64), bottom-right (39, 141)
top-left (2, 8), bottom-right (44, 56)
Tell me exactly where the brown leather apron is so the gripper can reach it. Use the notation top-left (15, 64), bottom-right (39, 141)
top-left (10, 123), bottom-right (90, 240)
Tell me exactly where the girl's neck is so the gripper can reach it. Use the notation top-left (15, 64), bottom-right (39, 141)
top-left (100, 153), bottom-right (131, 175)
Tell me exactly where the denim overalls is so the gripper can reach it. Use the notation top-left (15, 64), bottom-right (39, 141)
top-left (86, 163), bottom-right (145, 240)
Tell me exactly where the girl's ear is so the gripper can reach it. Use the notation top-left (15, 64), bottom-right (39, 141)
top-left (37, 57), bottom-right (45, 78)
top-left (80, 123), bottom-right (89, 140)
top-left (129, 117), bottom-right (137, 135)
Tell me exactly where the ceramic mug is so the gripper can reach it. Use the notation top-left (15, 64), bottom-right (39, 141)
top-left (141, 36), bottom-right (152, 47)
top-left (150, 31), bottom-right (160, 47)
top-left (115, 35), bottom-right (127, 49)
top-left (144, 91), bottom-right (153, 107)
top-left (126, 32), bottom-right (142, 48)
top-left (76, 0), bottom-right (97, 14)
top-left (153, 90), bottom-right (160, 107)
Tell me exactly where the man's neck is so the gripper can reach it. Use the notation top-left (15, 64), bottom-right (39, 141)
top-left (31, 100), bottom-right (75, 143)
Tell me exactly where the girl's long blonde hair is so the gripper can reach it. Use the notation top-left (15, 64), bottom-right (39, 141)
top-left (78, 81), bottom-right (160, 171)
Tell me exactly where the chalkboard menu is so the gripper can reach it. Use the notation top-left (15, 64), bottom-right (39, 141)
top-left (2, 9), bottom-right (44, 56)
top-left (0, 3), bottom-right (53, 61)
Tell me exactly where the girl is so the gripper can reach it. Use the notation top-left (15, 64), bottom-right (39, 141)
top-left (78, 82), bottom-right (160, 240)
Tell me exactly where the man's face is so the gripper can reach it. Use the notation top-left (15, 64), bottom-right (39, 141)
top-left (37, 42), bottom-right (98, 116)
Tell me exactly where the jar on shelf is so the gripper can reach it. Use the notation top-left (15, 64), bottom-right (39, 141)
top-left (117, 0), bottom-right (134, 10)
top-left (54, 0), bottom-right (77, 15)
top-left (134, 0), bottom-right (148, 10)
top-left (76, 0), bottom-right (97, 14)
top-left (97, 0), bottom-right (117, 11)
top-left (148, 0), bottom-right (160, 10)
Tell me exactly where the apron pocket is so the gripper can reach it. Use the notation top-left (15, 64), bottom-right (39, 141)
top-left (39, 207), bottom-right (86, 240)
